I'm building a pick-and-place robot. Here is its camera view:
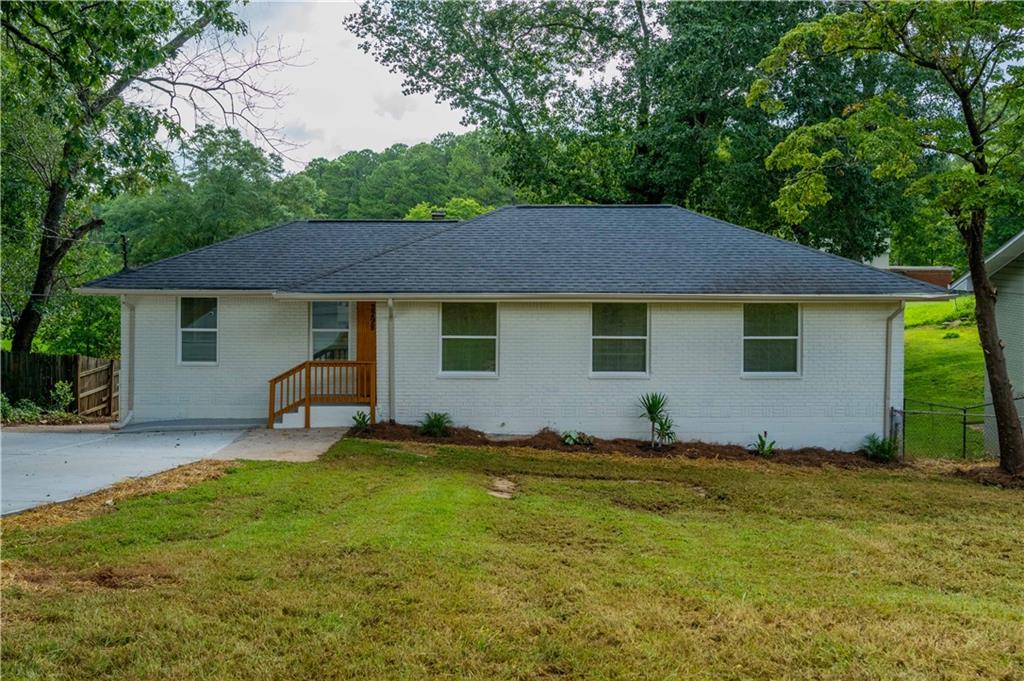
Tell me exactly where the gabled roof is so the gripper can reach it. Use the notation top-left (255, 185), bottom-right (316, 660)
top-left (951, 229), bottom-right (1024, 292)
top-left (82, 205), bottom-right (949, 299)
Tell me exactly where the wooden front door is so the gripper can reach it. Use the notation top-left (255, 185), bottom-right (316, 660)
top-left (356, 302), bottom-right (377, 363)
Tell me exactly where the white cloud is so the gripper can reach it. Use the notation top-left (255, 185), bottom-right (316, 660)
top-left (235, 1), bottom-right (469, 170)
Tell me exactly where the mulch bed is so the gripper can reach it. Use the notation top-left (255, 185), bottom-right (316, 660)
top-left (350, 422), bottom-right (896, 469)
top-left (951, 464), bottom-right (1024, 489)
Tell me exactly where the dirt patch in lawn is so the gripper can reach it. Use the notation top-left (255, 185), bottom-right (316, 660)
top-left (352, 423), bottom-right (894, 469)
top-left (2, 459), bottom-right (236, 531)
top-left (487, 477), bottom-right (518, 499)
top-left (4, 561), bottom-right (178, 593)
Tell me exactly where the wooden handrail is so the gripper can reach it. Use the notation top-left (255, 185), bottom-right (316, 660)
top-left (267, 360), bottom-right (376, 429)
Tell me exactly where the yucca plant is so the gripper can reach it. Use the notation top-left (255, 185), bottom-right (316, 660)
top-left (639, 392), bottom-right (669, 448)
top-left (655, 414), bottom-right (676, 446)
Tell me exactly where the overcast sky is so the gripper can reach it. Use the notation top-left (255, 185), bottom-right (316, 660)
top-left (237, 1), bottom-right (469, 170)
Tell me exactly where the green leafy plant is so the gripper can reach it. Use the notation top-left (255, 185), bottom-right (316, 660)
top-left (351, 410), bottom-right (371, 431)
top-left (639, 392), bottom-right (669, 448)
top-left (561, 430), bottom-right (594, 447)
top-left (655, 414), bottom-right (677, 446)
top-left (0, 394), bottom-right (13, 422)
top-left (49, 380), bottom-right (75, 412)
top-left (750, 431), bottom-right (776, 458)
top-left (942, 331), bottom-right (960, 339)
top-left (418, 412), bottom-right (454, 437)
top-left (862, 433), bottom-right (898, 463)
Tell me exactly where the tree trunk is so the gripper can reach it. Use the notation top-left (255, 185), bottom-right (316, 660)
top-left (963, 207), bottom-right (1024, 474)
top-left (10, 183), bottom-right (71, 352)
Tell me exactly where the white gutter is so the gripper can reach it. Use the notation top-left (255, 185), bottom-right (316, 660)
top-left (882, 302), bottom-right (904, 437)
top-left (110, 295), bottom-right (136, 431)
top-left (76, 287), bottom-right (954, 302)
top-left (387, 298), bottom-right (396, 423)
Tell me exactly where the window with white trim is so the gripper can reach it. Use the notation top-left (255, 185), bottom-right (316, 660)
top-left (311, 302), bottom-right (351, 360)
top-left (441, 303), bottom-right (497, 373)
top-left (742, 303), bottom-right (800, 374)
top-left (179, 297), bottom-right (217, 363)
top-left (592, 303), bottom-right (647, 373)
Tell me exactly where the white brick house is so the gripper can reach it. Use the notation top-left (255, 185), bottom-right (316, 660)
top-left (81, 205), bottom-right (949, 450)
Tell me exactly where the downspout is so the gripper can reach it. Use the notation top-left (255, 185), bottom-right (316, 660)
top-left (387, 297), bottom-right (396, 423)
top-left (111, 295), bottom-right (135, 430)
top-left (882, 302), bottom-right (904, 437)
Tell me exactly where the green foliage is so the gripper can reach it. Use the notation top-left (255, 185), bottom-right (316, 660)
top-left (103, 126), bottom-right (323, 265)
top-left (943, 332), bottom-right (961, 340)
top-left (639, 392), bottom-right (670, 448)
top-left (560, 430), bottom-right (593, 447)
top-left (418, 411), bottom-right (454, 437)
top-left (750, 2), bottom-right (1024, 254)
top-left (351, 411), bottom-right (371, 431)
top-left (299, 132), bottom-right (514, 220)
top-left (861, 434), bottom-right (898, 463)
top-left (405, 197), bottom-right (493, 221)
top-left (49, 380), bottom-right (74, 413)
top-left (654, 414), bottom-right (677, 446)
top-left (750, 431), bottom-right (776, 458)
top-left (347, 1), bottom-right (933, 261)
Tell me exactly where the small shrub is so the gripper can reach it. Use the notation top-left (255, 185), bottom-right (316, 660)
top-left (942, 331), bottom-right (960, 339)
top-left (0, 393), bottom-right (13, 421)
top-left (418, 411), bottom-right (454, 437)
top-left (560, 430), bottom-right (594, 447)
top-left (655, 414), bottom-right (676, 445)
top-left (50, 380), bottom-right (75, 412)
top-left (639, 392), bottom-right (669, 448)
top-left (750, 431), bottom-right (776, 458)
top-left (862, 433), bottom-right (898, 462)
top-left (351, 410), bottom-right (371, 431)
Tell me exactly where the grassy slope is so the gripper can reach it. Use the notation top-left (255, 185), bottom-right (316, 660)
top-left (4, 440), bottom-right (1022, 680)
top-left (904, 324), bottom-right (984, 407)
top-left (904, 296), bottom-right (976, 328)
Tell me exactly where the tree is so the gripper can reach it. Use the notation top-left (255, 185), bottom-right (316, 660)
top-left (103, 126), bottom-right (323, 264)
top-left (1, 0), bottom-right (290, 351)
top-left (404, 197), bottom-right (494, 221)
top-left (750, 2), bottom-right (1024, 473)
top-left (346, 1), bottom-right (931, 261)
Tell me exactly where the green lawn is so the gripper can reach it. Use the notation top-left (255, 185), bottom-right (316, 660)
top-left (904, 295), bottom-right (975, 328)
top-left (903, 299), bottom-right (987, 458)
top-left (3, 439), bottom-right (1022, 680)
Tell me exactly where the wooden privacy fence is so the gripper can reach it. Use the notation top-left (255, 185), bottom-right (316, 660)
top-left (1, 350), bottom-right (119, 417)
top-left (76, 356), bottom-right (119, 418)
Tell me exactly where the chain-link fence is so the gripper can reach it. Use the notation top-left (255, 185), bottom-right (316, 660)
top-left (891, 396), bottom-right (1024, 460)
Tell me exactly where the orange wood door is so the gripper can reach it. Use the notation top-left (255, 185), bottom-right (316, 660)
top-left (356, 302), bottom-right (377, 363)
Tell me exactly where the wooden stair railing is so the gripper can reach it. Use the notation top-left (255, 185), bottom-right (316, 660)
top-left (267, 360), bottom-right (376, 429)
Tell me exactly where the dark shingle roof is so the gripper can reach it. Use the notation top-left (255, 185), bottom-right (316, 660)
top-left (85, 220), bottom-right (453, 291)
top-left (83, 205), bottom-right (947, 297)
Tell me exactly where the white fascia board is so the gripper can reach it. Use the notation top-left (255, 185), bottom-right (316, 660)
top-left (271, 291), bottom-right (957, 302)
top-left (951, 229), bottom-right (1024, 292)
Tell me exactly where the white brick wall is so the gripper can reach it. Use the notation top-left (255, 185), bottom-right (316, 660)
top-left (123, 295), bottom-right (903, 449)
top-left (126, 295), bottom-right (310, 422)
top-left (377, 301), bottom-right (903, 450)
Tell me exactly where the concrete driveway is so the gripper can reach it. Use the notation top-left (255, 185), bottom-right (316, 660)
top-left (1, 426), bottom-right (242, 515)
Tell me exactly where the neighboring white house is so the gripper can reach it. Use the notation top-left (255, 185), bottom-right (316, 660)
top-left (79, 205), bottom-right (951, 450)
top-left (951, 229), bottom-right (1024, 455)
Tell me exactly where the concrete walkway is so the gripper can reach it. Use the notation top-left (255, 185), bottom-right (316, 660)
top-left (209, 427), bottom-right (346, 462)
